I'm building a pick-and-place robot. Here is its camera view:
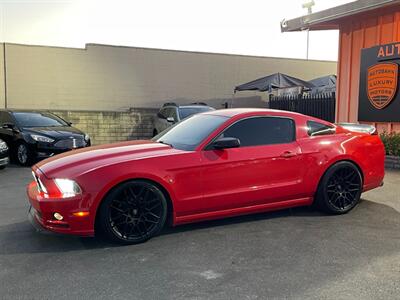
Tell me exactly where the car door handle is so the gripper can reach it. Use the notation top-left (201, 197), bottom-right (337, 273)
top-left (280, 151), bottom-right (297, 158)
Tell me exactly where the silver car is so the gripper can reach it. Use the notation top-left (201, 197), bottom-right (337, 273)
top-left (153, 103), bottom-right (215, 136)
top-left (0, 139), bottom-right (9, 170)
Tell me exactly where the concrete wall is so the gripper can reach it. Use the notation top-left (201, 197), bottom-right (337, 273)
top-left (1, 43), bottom-right (337, 111)
top-left (0, 45), bottom-right (4, 109)
top-left (52, 109), bottom-right (157, 145)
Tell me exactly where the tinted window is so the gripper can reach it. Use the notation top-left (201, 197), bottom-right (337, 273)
top-left (0, 112), bottom-right (14, 125)
top-left (220, 117), bottom-right (295, 147)
top-left (13, 112), bottom-right (68, 127)
top-left (169, 108), bottom-right (178, 122)
top-left (158, 108), bottom-right (168, 118)
top-left (307, 121), bottom-right (335, 136)
top-left (152, 114), bottom-right (228, 151)
top-left (179, 107), bottom-right (214, 120)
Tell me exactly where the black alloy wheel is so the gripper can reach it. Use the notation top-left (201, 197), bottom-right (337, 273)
top-left (315, 161), bottom-right (362, 214)
top-left (97, 180), bottom-right (168, 244)
top-left (16, 142), bottom-right (32, 166)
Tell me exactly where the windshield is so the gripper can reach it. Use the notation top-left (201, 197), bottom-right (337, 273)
top-left (179, 106), bottom-right (215, 120)
top-left (13, 112), bottom-right (68, 127)
top-left (152, 114), bottom-right (228, 151)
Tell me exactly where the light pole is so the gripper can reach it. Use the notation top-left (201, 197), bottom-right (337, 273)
top-left (302, 0), bottom-right (315, 60)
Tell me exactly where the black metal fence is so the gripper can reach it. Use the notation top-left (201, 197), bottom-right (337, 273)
top-left (269, 92), bottom-right (336, 122)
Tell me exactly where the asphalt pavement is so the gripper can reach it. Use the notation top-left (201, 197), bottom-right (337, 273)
top-left (0, 165), bottom-right (399, 299)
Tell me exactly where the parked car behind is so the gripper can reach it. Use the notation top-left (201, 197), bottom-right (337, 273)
top-left (0, 110), bottom-right (90, 166)
top-left (0, 138), bottom-right (9, 169)
top-left (153, 102), bottom-right (215, 136)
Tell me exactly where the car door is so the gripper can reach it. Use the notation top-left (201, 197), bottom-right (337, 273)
top-left (0, 112), bottom-right (16, 148)
top-left (200, 116), bottom-right (305, 213)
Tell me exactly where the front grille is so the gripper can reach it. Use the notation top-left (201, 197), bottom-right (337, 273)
top-left (54, 138), bottom-right (85, 149)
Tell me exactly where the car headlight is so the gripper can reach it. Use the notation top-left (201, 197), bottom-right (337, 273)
top-left (31, 134), bottom-right (54, 143)
top-left (54, 179), bottom-right (82, 198)
top-left (84, 134), bottom-right (90, 141)
top-left (0, 141), bottom-right (7, 152)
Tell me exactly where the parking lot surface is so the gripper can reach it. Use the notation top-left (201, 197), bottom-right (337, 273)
top-left (0, 165), bottom-right (399, 299)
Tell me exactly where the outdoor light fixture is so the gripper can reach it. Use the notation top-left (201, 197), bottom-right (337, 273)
top-left (302, 0), bottom-right (315, 60)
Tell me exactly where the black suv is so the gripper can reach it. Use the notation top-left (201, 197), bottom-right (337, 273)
top-left (153, 102), bottom-right (215, 136)
top-left (0, 110), bottom-right (91, 166)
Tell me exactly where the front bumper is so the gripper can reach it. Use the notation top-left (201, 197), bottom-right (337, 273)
top-left (29, 143), bottom-right (89, 159)
top-left (0, 156), bottom-right (9, 167)
top-left (26, 181), bottom-right (94, 236)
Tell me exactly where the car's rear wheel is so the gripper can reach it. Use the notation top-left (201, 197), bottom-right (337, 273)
top-left (16, 142), bottom-right (32, 166)
top-left (97, 180), bottom-right (168, 244)
top-left (315, 161), bottom-right (362, 214)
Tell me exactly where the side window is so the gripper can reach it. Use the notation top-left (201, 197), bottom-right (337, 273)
top-left (170, 108), bottom-right (178, 122)
top-left (307, 121), bottom-right (335, 136)
top-left (158, 108), bottom-right (168, 119)
top-left (220, 117), bottom-right (295, 147)
top-left (163, 108), bottom-right (173, 119)
top-left (0, 112), bottom-right (13, 125)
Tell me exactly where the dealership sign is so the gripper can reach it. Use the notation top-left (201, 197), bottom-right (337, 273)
top-left (359, 42), bottom-right (400, 122)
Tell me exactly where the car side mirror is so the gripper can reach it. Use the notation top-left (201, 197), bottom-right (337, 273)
top-left (67, 121), bottom-right (72, 126)
top-left (211, 137), bottom-right (240, 150)
top-left (166, 117), bottom-right (175, 123)
top-left (2, 123), bottom-right (14, 130)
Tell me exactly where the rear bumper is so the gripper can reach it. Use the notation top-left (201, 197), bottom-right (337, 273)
top-left (26, 181), bottom-right (94, 236)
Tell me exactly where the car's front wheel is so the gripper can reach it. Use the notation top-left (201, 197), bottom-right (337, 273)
top-left (315, 161), bottom-right (362, 214)
top-left (16, 142), bottom-right (32, 166)
top-left (97, 180), bottom-right (168, 244)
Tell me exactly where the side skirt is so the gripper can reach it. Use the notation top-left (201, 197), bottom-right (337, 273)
top-left (173, 197), bottom-right (313, 226)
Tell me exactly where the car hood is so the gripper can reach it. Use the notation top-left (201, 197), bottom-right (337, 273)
top-left (35, 140), bottom-right (180, 179)
top-left (23, 126), bottom-right (84, 139)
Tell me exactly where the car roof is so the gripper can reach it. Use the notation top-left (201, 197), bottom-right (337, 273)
top-left (202, 108), bottom-right (304, 118)
top-left (0, 109), bottom-right (52, 113)
top-left (162, 104), bottom-right (213, 109)
top-left (178, 105), bottom-right (214, 109)
top-left (203, 108), bottom-right (335, 126)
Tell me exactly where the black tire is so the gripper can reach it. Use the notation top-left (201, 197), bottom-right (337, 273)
top-left (152, 129), bottom-right (158, 137)
top-left (16, 142), bottom-right (32, 166)
top-left (314, 161), bottom-right (362, 214)
top-left (0, 165), bottom-right (5, 170)
top-left (96, 180), bottom-right (168, 244)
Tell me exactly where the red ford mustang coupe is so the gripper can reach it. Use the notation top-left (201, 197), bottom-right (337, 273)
top-left (27, 109), bottom-right (385, 244)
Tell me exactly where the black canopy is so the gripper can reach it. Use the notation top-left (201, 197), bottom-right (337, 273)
top-left (309, 75), bottom-right (336, 87)
top-left (234, 73), bottom-right (315, 92)
top-left (309, 75), bottom-right (336, 93)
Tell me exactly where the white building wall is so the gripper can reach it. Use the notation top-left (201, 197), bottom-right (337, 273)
top-left (2, 43), bottom-right (337, 111)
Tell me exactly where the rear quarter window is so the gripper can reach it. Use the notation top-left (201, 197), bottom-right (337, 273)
top-left (307, 121), bottom-right (335, 136)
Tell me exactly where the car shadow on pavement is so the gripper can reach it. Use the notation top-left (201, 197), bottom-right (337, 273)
top-left (0, 199), bottom-right (399, 255)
